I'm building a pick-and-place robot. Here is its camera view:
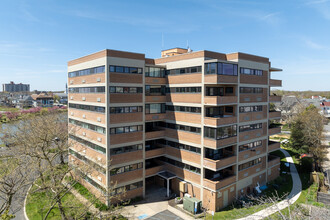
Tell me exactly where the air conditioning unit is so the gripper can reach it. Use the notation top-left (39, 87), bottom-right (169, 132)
top-left (179, 181), bottom-right (187, 193)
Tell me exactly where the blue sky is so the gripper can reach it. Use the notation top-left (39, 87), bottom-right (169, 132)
top-left (0, 0), bottom-right (330, 91)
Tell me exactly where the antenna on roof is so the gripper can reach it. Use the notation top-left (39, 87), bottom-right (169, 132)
top-left (187, 40), bottom-right (192, 53)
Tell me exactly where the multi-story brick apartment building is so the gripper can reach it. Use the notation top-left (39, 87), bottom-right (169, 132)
top-left (67, 48), bottom-right (282, 212)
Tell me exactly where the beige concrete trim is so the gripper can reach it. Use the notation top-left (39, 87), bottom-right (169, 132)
top-left (109, 122), bottom-right (143, 128)
top-left (238, 102), bottom-right (268, 106)
top-left (113, 178), bottom-right (144, 188)
top-left (110, 159), bottom-right (144, 169)
top-left (166, 83), bottom-right (202, 87)
top-left (70, 148), bottom-right (106, 168)
top-left (108, 141), bottom-right (144, 149)
top-left (69, 100), bottom-right (106, 107)
top-left (164, 137), bottom-right (202, 148)
top-left (238, 84), bottom-right (269, 88)
top-left (70, 134), bottom-right (107, 148)
top-left (68, 83), bottom-right (106, 88)
top-left (238, 153), bottom-right (266, 165)
top-left (165, 119), bottom-right (202, 128)
top-left (109, 103), bottom-right (143, 107)
top-left (238, 137), bottom-right (268, 146)
top-left (165, 155), bottom-right (201, 168)
top-left (165, 102), bottom-right (202, 107)
top-left (109, 83), bottom-right (143, 87)
top-left (237, 119), bottom-right (268, 126)
top-left (68, 116), bottom-right (106, 127)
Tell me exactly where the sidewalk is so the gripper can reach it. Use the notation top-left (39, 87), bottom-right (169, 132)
top-left (238, 149), bottom-right (302, 220)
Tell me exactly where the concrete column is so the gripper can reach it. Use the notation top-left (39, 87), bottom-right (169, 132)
top-left (167, 179), bottom-right (169, 197)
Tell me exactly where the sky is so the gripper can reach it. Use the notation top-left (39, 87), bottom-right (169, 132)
top-left (0, 0), bottom-right (330, 91)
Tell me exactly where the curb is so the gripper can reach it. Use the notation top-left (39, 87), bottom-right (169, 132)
top-left (23, 184), bottom-right (32, 220)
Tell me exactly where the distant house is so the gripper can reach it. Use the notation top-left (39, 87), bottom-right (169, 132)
top-left (53, 93), bottom-right (68, 105)
top-left (275, 95), bottom-right (301, 121)
top-left (16, 95), bottom-right (34, 108)
top-left (31, 93), bottom-right (54, 107)
top-left (320, 102), bottom-right (330, 118)
top-left (311, 95), bottom-right (321, 100)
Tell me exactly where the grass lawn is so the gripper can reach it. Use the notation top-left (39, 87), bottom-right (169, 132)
top-left (207, 150), bottom-right (292, 219)
top-left (26, 184), bottom-right (88, 220)
top-left (268, 147), bottom-right (324, 219)
top-left (71, 181), bottom-right (108, 211)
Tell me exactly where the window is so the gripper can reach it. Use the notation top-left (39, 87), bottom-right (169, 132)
top-left (110, 162), bottom-right (143, 176)
top-left (110, 106), bottom-right (142, 114)
top-left (68, 66), bottom-right (105, 77)
top-left (206, 63), bottom-right (217, 74)
top-left (239, 123), bottom-right (262, 132)
top-left (69, 149), bottom-right (106, 174)
top-left (69, 104), bottom-right (105, 113)
top-left (145, 67), bottom-right (165, 77)
top-left (240, 87), bottom-right (263, 94)
top-left (145, 103), bottom-right (165, 114)
top-left (205, 62), bottom-right (238, 75)
top-left (206, 87), bottom-right (233, 96)
top-left (166, 66), bottom-right (202, 75)
top-left (166, 140), bottom-right (201, 154)
top-left (69, 135), bottom-right (106, 154)
top-left (239, 140), bottom-right (262, 152)
top-left (240, 68), bottom-right (263, 76)
top-left (167, 87), bottom-right (201, 93)
top-left (204, 125), bottom-right (237, 140)
top-left (109, 86), bottom-right (143, 93)
top-left (145, 85), bottom-right (166, 95)
top-left (110, 125), bottom-right (143, 134)
top-left (69, 119), bottom-right (105, 134)
top-left (166, 122), bottom-right (201, 134)
top-left (109, 65), bottom-right (143, 74)
top-left (239, 105), bottom-right (263, 113)
top-left (238, 157), bottom-right (262, 171)
top-left (110, 144), bottom-right (143, 155)
top-left (165, 105), bottom-right (201, 114)
top-left (69, 87), bottom-right (105, 93)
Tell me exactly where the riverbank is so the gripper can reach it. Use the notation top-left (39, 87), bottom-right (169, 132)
top-left (0, 106), bottom-right (67, 124)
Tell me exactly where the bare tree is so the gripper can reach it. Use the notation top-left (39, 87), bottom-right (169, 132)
top-left (1, 112), bottom-right (127, 219)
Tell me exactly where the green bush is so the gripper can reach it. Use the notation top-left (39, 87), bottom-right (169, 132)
top-left (300, 157), bottom-right (313, 173)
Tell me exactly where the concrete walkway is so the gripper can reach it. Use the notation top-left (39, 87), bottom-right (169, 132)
top-left (238, 149), bottom-right (302, 220)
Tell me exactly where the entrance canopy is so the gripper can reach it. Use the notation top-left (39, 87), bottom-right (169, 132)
top-left (157, 171), bottom-right (177, 197)
top-left (157, 171), bottom-right (176, 180)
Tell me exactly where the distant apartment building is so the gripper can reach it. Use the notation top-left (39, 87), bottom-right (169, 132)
top-left (2, 81), bottom-right (30, 92)
top-left (67, 48), bottom-right (283, 212)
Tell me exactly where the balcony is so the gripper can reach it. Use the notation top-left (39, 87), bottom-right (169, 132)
top-left (269, 111), bottom-right (281, 119)
top-left (145, 147), bottom-right (166, 159)
top-left (204, 74), bottom-right (238, 84)
top-left (268, 123), bottom-right (281, 136)
top-left (145, 113), bottom-right (166, 122)
top-left (269, 79), bottom-right (282, 87)
top-left (204, 156), bottom-right (236, 171)
top-left (204, 96), bottom-right (238, 105)
top-left (268, 141), bottom-right (280, 152)
top-left (145, 130), bottom-right (166, 140)
top-left (145, 95), bottom-right (166, 103)
top-left (145, 77), bottom-right (166, 85)
top-left (145, 165), bottom-right (165, 177)
top-left (204, 136), bottom-right (237, 149)
top-left (204, 166), bottom-right (236, 190)
top-left (269, 95), bottom-right (281, 102)
top-left (204, 115), bottom-right (237, 126)
top-left (268, 155), bottom-right (281, 167)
